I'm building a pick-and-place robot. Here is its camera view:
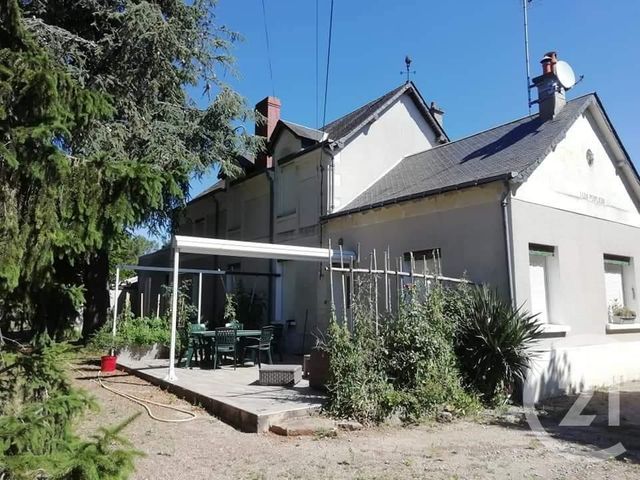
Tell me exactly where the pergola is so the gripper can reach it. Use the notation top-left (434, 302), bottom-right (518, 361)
top-left (161, 235), bottom-right (355, 380)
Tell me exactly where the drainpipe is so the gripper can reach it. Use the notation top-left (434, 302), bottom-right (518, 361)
top-left (267, 169), bottom-right (275, 324)
top-left (212, 196), bottom-right (220, 320)
top-left (501, 181), bottom-right (516, 305)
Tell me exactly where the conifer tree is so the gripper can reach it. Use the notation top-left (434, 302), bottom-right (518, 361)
top-left (2, 0), bottom-right (260, 336)
top-left (0, 0), bottom-right (113, 335)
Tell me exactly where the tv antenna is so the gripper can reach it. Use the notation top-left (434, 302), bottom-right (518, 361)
top-left (401, 55), bottom-right (416, 83)
top-left (523, 0), bottom-right (533, 114)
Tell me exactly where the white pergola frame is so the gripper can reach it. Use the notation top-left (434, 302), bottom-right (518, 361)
top-left (163, 235), bottom-right (354, 380)
top-left (111, 264), bottom-right (228, 338)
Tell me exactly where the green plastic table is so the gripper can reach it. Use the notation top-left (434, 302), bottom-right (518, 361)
top-left (190, 330), bottom-right (262, 367)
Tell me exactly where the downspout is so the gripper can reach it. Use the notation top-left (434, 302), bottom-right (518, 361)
top-left (212, 195), bottom-right (220, 321)
top-left (267, 169), bottom-right (275, 324)
top-left (501, 181), bottom-right (516, 305)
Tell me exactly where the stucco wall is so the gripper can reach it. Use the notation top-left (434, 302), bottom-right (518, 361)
top-left (512, 198), bottom-right (640, 399)
top-left (332, 92), bottom-right (437, 211)
top-left (515, 110), bottom-right (640, 227)
top-left (326, 183), bottom-right (510, 297)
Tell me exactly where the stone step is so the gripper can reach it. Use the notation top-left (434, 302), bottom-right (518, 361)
top-left (269, 416), bottom-right (338, 437)
top-left (269, 416), bottom-right (364, 436)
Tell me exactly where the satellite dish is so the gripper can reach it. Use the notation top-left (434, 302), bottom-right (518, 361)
top-left (555, 60), bottom-right (576, 90)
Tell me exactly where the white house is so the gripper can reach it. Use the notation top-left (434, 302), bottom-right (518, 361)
top-left (140, 52), bottom-right (640, 400)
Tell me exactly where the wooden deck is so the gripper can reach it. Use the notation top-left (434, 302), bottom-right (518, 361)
top-left (117, 357), bottom-right (326, 432)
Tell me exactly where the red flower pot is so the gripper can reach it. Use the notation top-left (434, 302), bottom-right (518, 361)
top-left (101, 355), bottom-right (117, 373)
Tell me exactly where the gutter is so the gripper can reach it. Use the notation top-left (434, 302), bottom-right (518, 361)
top-left (501, 180), bottom-right (516, 306)
top-left (323, 172), bottom-right (515, 220)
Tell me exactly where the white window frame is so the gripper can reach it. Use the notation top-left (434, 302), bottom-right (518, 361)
top-left (603, 254), bottom-right (637, 325)
top-left (528, 244), bottom-right (554, 325)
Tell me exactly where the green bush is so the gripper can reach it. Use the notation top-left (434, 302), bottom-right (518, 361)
top-left (383, 285), bottom-right (478, 421)
top-left (324, 314), bottom-right (393, 424)
top-left (89, 314), bottom-right (173, 352)
top-left (456, 286), bottom-right (543, 405)
top-left (0, 339), bottom-right (140, 479)
top-left (324, 281), bottom-right (479, 424)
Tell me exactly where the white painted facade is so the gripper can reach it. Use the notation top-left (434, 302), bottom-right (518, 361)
top-left (515, 110), bottom-right (640, 227)
top-left (140, 84), bottom-right (640, 400)
top-left (332, 93), bottom-right (438, 210)
top-left (509, 104), bottom-right (640, 400)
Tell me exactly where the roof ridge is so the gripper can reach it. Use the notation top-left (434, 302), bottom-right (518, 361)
top-left (321, 83), bottom-right (407, 132)
top-left (282, 119), bottom-right (322, 132)
top-left (402, 93), bottom-right (596, 161)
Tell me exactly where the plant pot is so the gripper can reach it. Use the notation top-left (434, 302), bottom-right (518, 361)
top-left (117, 343), bottom-right (170, 362)
top-left (308, 348), bottom-right (330, 390)
top-left (101, 355), bottom-right (117, 373)
top-left (612, 315), bottom-right (637, 325)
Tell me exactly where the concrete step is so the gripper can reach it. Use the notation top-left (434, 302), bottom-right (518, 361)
top-left (269, 416), bottom-right (364, 436)
top-left (269, 416), bottom-right (338, 437)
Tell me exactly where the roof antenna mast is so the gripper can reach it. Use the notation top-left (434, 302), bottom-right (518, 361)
top-left (523, 0), bottom-right (533, 114)
top-left (402, 55), bottom-right (415, 83)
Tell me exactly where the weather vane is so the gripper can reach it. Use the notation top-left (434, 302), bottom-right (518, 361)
top-left (401, 55), bottom-right (416, 83)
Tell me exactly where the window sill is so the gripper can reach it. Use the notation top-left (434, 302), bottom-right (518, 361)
top-left (606, 323), bottom-right (640, 334)
top-left (276, 210), bottom-right (297, 220)
top-left (540, 324), bottom-right (571, 335)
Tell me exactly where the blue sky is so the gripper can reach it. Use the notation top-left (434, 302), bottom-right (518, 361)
top-left (188, 0), bottom-right (639, 200)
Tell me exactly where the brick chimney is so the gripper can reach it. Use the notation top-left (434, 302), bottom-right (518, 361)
top-left (532, 51), bottom-right (566, 121)
top-left (255, 96), bottom-right (281, 169)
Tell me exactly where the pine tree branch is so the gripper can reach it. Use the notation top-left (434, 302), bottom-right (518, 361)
top-left (23, 17), bottom-right (98, 50)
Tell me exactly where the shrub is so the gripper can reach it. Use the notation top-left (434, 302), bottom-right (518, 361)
top-left (456, 286), bottom-right (543, 405)
top-left (89, 314), bottom-right (174, 352)
top-left (383, 285), bottom-right (478, 421)
top-left (0, 339), bottom-right (140, 479)
top-left (324, 281), bottom-right (479, 424)
top-left (324, 314), bottom-right (393, 424)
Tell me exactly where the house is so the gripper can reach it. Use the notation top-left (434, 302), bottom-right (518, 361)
top-left (140, 52), bottom-right (640, 400)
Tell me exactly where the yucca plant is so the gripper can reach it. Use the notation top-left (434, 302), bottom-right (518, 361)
top-left (456, 286), bottom-right (543, 405)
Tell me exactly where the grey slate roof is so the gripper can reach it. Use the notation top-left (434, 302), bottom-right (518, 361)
top-left (281, 120), bottom-right (325, 142)
top-left (322, 84), bottom-right (406, 140)
top-left (336, 94), bottom-right (596, 215)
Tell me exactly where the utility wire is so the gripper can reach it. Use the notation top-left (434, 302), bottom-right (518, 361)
top-left (321, 0), bottom-right (335, 130)
top-left (260, 0), bottom-right (275, 96)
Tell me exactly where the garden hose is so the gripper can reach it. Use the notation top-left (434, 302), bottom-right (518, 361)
top-left (70, 363), bottom-right (198, 423)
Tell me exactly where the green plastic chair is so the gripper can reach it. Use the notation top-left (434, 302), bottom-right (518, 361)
top-left (244, 326), bottom-right (274, 367)
top-left (213, 327), bottom-right (238, 370)
top-left (181, 323), bottom-right (206, 368)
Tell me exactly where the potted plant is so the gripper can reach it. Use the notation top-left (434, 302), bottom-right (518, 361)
top-left (609, 301), bottom-right (637, 324)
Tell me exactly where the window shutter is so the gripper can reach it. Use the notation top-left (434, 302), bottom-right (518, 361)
top-left (529, 254), bottom-right (549, 323)
top-left (604, 262), bottom-right (624, 307)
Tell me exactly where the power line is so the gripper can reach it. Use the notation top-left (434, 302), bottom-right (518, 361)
top-left (260, 0), bottom-right (275, 96)
top-left (321, 0), bottom-right (335, 130)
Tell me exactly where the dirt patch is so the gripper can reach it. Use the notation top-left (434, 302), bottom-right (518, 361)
top-left (71, 363), bottom-right (640, 479)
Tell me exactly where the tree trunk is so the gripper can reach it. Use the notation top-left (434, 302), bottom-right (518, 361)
top-left (82, 248), bottom-right (110, 340)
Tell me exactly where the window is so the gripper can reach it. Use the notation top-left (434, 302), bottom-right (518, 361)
top-left (193, 217), bottom-right (205, 236)
top-left (401, 248), bottom-right (441, 289)
top-left (403, 248), bottom-right (441, 276)
top-left (277, 165), bottom-right (297, 217)
top-left (603, 254), bottom-right (636, 322)
top-left (528, 244), bottom-right (555, 324)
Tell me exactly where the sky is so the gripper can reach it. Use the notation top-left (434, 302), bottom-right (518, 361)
top-left (187, 0), bottom-right (640, 201)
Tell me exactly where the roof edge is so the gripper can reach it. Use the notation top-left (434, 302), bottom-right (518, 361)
top-left (331, 82), bottom-right (449, 148)
top-left (324, 173), bottom-right (514, 220)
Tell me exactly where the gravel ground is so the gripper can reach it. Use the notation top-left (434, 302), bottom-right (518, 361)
top-left (71, 364), bottom-right (640, 480)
